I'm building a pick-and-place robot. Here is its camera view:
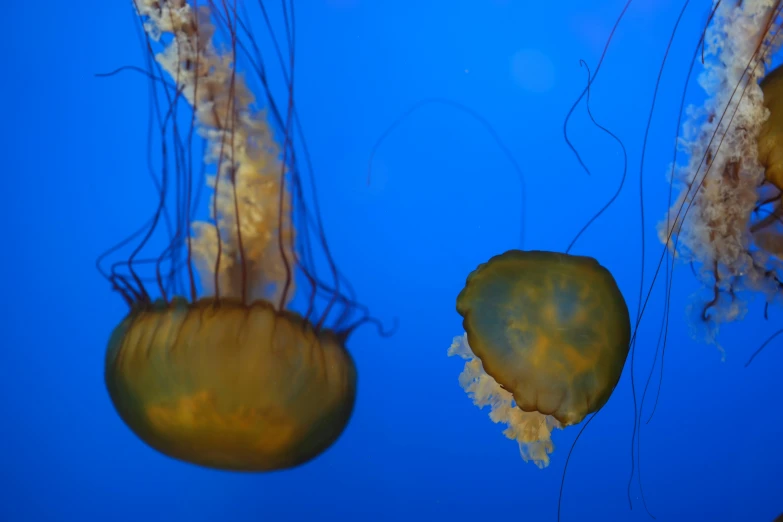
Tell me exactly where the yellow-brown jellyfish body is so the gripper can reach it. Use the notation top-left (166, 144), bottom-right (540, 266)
top-left (105, 299), bottom-right (357, 472)
top-left (753, 64), bottom-right (783, 259)
top-left (758, 63), bottom-right (783, 192)
top-left (100, 0), bottom-right (372, 472)
top-left (448, 250), bottom-right (630, 467)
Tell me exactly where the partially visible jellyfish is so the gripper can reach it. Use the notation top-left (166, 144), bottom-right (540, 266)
top-left (659, 0), bottom-right (783, 350)
top-left (448, 250), bottom-right (630, 467)
top-left (100, 0), bottom-right (381, 471)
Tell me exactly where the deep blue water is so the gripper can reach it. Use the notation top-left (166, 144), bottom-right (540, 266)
top-left (3, 1), bottom-right (781, 521)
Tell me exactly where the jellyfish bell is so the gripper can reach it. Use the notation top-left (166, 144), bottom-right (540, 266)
top-left (753, 62), bottom-right (783, 259)
top-left (449, 249), bottom-right (630, 467)
top-left (758, 62), bottom-right (783, 192)
top-left (105, 298), bottom-right (357, 472)
top-left (100, 0), bottom-right (375, 472)
top-left (457, 250), bottom-right (630, 425)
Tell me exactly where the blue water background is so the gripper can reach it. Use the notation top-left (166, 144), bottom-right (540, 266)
top-left (3, 1), bottom-right (781, 521)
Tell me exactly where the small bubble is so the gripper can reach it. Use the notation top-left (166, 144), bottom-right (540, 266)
top-left (510, 48), bottom-right (555, 93)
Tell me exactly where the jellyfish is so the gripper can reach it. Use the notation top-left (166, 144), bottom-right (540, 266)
top-left (100, 0), bottom-right (377, 472)
top-left (657, 0), bottom-right (783, 348)
top-left (447, 250), bottom-right (630, 468)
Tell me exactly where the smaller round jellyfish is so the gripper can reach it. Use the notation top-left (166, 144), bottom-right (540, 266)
top-left (448, 250), bottom-right (630, 467)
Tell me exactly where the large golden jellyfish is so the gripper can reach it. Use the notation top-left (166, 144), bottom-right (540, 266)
top-left (100, 0), bottom-right (374, 471)
top-left (448, 250), bottom-right (631, 468)
top-left (657, 0), bottom-right (783, 350)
